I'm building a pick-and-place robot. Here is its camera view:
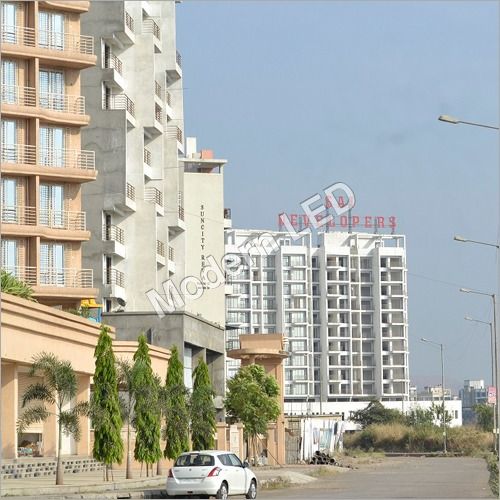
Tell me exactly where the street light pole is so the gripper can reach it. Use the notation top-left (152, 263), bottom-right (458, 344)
top-left (438, 115), bottom-right (499, 130)
top-left (421, 337), bottom-right (447, 454)
top-left (460, 287), bottom-right (499, 454)
top-left (465, 315), bottom-right (497, 452)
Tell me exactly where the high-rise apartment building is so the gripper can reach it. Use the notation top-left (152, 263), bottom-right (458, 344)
top-left (1, 0), bottom-right (97, 308)
top-left (80, 1), bottom-right (227, 400)
top-left (225, 229), bottom-right (410, 408)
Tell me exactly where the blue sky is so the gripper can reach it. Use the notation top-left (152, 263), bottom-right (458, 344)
top-left (177, 1), bottom-right (499, 392)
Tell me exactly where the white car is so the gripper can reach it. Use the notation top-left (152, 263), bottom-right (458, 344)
top-left (166, 450), bottom-right (258, 499)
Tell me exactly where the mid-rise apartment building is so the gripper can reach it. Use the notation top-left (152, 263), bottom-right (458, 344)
top-left (1, 0), bottom-right (97, 308)
top-left (460, 379), bottom-right (488, 424)
top-left (80, 1), bottom-right (227, 400)
top-left (225, 229), bottom-right (410, 408)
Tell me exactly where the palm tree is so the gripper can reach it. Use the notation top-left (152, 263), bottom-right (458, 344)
top-left (17, 353), bottom-right (88, 485)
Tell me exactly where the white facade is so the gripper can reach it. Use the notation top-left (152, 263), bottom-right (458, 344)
top-left (225, 229), bottom-right (410, 403)
top-left (285, 400), bottom-right (462, 429)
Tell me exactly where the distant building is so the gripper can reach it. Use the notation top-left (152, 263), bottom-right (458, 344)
top-left (459, 379), bottom-right (488, 424)
top-left (417, 385), bottom-right (453, 402)
top-left (225, 229), bottom-right (410, 407)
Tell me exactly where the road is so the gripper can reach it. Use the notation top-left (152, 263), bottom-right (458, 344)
top-left (259, 457), bottom-right (493, 499)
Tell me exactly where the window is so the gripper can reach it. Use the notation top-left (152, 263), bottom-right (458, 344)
top-left (262, 255), bottom-right (274, 267)
top-left (1, 238), bottom-right (18, 272)
top-left (40, 242), bottom-right (65, 285)
top-left (1, 3), bottom-right (17, 43)
top-left (263, 312), bottom-right (276, 324)
top-left (175, 454), bottom-right (215, 467)
top-left (1, 119), bottom-right (17, 163)
top-left (39, 10), bottom-right (65, 50)
top-left (287, 325), bottom-right (307, 337)
top-left (285, 311), bottom-right (306, 323)
top-left (263, 297), bottom-right (275, 309)
top-left (1, 177), bottom-right (19, 223)
top-left (228, 454), bottom-right (243, 467)
top-left (252, 284), bottom-right (260, 295)
top-left (1, 59), bottom-right (17, 104)
top-left (39, 69), bottom-right (64, 109)
top-left (289, 340), bottom-right (307, 351)
top-left (40, 126), bottom-right (65, 167)
top-left (284, 269), bottom-right (305, 280)
top-left (40, 183), bottom-right (64, 227)
top-left (262, 270), bottom-right (275, 281)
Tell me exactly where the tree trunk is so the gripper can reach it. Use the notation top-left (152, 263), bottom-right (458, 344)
top-left (105, 464), bottom-right (109, 482)
top-left (56, 421), bottom-right (64, 485)
top-left (126, 420), bottom-right (133, 479)
top-left (156, 459), bottom-right (163, 476)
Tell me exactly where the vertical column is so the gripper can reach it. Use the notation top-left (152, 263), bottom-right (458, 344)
top-left (1, 363), bottom-right (19, 459)
top-left (74, 375), bottom-right (90, 456)
top-left (42, 401), bottom-right (57, 457)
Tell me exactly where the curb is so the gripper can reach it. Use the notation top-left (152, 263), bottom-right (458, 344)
top-left (0, 476), bottom-right (166, 497)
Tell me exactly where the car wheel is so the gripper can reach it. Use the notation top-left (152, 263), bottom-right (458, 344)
top-left (215, 481), bottom-right (228, 500)
top-left (245, 479), bottom-right (257, 499)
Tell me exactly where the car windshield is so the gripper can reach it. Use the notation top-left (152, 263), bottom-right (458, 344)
top-left (175, 453), bottom-right (215, 467)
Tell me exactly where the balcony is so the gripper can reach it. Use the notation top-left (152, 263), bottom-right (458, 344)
top-left (115, 10), bottom-right (135, 46)
top-left (105, 93), bottom-right (136, 127)
top-left (156, 240), bottom-right (166, 266)
top-left (168, 191), bottom-right (186, 235)
top-left (1, 205), bottom-right (89, 240)
top-left (124, 182), bottom-right (136, 212)
top-left (164, 89), bottom-right (173, 119)
top-left (0, 143), bottom-right (96, 182)
top-left (103, 224), bottom-right (126, 259)
top-left (1, 85), bottom-right (88, 125)
top-left (4, 266), bottom-right (94, 299)
top-left (1, 25), bottom-right (96, 68)
top-left (145, 186), bottom-right (164, 215)
top-left (104, 52), bottom-right (125, 89)
top-left (104, 268), bottom-right (126, 301)
top-left (143, 147), bottom-right (153, 179)
top-left (168, 245), bottom-right (175, 274)
top-left (166, 49), bottom-right (182, 81)
top-left (142, 18), bottom-right (161, 52)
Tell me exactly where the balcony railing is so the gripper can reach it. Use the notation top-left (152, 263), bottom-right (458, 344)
top-left (105, 268), bottom-right (125, 288)
top-left (143, 18), bottom-right (160, 40)
top-left (105, 52), bottom-right (123, 75)
top-left (155, 104), bottom-right (162, 123)
top-left (1, 25), bottom-right (94, 55)
top-left (1, 85), bottom-right (36, 107)
top-left (145, 186), bottom-right (163, 207)
top-left (1, 205), bottom-right (87, 231)
top-left (178, 205), bottom-right (184, 221)
top-left (143, 148), bottom-right (152, 166)
top-left (106, 93), bottom-right (135, 117)
top-left (176, 126), bottom-right (183, 144)
top-left (126, 182), bottom-right (136, 201)
top-left (155, 81), bottom-right (162, 99)
top-left (125, 11), bottom-right (135, 32)
top-left (0, 143), bottom-right (95, 170)
top-left (156, 240), bottom-right (165, 257)
top-left (224, 208), bottom-right (232, 220)
top-left (103, 224), bottom-right (125, 245)
top-left (39, 91), bottom-right (86, 115)
top-left (2, 266), bottom-right (93, 288)
top-left (165, 90), bottom-right (172, 106)
top-left (176, 50), bottom-right (182, 67)
top-left (168, 245), bottom-right (174, 261)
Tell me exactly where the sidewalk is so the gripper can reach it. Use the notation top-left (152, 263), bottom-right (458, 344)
top-left (0, 464), bottom-right (347, 498)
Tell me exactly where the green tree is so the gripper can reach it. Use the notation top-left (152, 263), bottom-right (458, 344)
top-left (132, 335), bottom-right (162, 475)
top-left (474, 403), bottom-right (494, 432)
top-left (117, 359), bottom-right (136, 479)
top-left (190, 359), bottom-right (216, 450)
top-left (90, 325), bottom-right (123, 481)
top-left (1, 269), bottom-right (35, 300)
top-left (225, 364), bottom-right (280, 462)
top-left (430, 402), bottom-right (453, 426)
top-left (351, 400), bottom-right (405, 429)
top-left (17, 353), bottom-right (88, 485)
top-left (163, 345), bottom-right (190, 459)
top-left (406, 407), bottom-right (435, 427)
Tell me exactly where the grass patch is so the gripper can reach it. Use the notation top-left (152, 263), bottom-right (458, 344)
top-left (344, 424), bottom-right (493, 455)
top-left (260, 477), bottom-right (292, 490)
top-left (306, 466), bottom-right (339, 478)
